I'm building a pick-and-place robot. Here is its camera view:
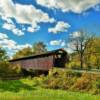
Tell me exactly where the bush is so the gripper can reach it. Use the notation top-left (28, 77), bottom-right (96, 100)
top-left (0, 61), bottom-right (22, 79)
top-left (91, 77), bottom-right (100, 95)
top-left (40, 69), bottom-right (79, 90)
top-left (12, 64), bottom-right (22, 74)
top-left (0, 61), bottom-right (12, 76)
top-left (67, 61), bottom-right (81, 69)
top-left (71, 73), bottom-right (92, 92)
top-left (33, 68), bottom-right (100, 95)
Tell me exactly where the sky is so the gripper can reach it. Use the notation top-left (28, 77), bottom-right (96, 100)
top-left (0, 0), bottom-right (100, 56)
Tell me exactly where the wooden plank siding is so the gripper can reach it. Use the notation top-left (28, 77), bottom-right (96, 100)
top-left (11, 55), bottom-right (54, 70)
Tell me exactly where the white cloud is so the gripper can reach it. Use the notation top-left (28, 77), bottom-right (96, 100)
top-left (12, 28), bottom-right (24, 36)
top-left (2, 17), bottom-right (24, 36)
top-left (0, 0), bottom-right (55, 33)
top-left (37, 0), bottom-right (100, 13)
top-left (0, 32), bottom-right (32, 56)
top-left (22, 27), bottom-right (26, 31)
top-left (93, 5), bottom-right (100, 11)
top-left (50, 40), bottom-right (65, 46)
top-left (2, 22), bottom-right (24, 36)
top-left (0, 39), bottom-right (16, 49)
top-left (11, 44), bottom-right (32, 52)
top-left (70, 31), bottom-right (88, 39)
top-left (71, 31), bottom-right (81, 38)
top-left (64, 48), bottom-right (73, 53)
top-left (0, 33), bottom-right (8, 39)
top-left (50, 40), bottom-right (61, 45)
top-left (3, 23), bottom-right (15, 30)
top-left (61, 41), bottom-right (66, 47)
top-left (48, 21), bottom-right (70, 34)
top-left (1, 16), bottom-right (14, 24)
top-left (27, 26), bottom-right (40, 33)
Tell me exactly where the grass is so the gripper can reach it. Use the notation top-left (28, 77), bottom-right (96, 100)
top-left (0, 79), bottom-right (99, 100)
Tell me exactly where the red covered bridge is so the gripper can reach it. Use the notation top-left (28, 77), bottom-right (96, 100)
top-left (9, 49), bottom-right (69, 71)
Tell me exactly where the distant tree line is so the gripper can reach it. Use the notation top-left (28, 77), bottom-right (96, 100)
top-left (13, 41), bottom-right (47, 59)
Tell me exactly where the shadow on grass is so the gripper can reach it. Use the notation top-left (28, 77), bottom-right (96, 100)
top-left (0, 80), bottom-right (35, 92)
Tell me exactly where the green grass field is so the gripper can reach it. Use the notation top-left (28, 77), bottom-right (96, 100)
top-left (0, 79), bottom-right (100, 100)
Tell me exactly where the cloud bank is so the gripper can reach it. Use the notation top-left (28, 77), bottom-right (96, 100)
top-left (37, 0), bottom-right (100, 13)
top-left (0, 0), bottom-right (55, 34)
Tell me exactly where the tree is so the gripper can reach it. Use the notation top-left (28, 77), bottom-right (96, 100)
top-left (33, 42), bottom-right (47, 54)
top-left (84, 37), bottom-right (100, 69)
top-left (13, 47), bottom-right (33, 59)
top-left (0, 46), bottom-right (8, 61)
top-left (13, 42), bottom-right (47, 59)
top-left (67, 31), bottom-right (94, 69)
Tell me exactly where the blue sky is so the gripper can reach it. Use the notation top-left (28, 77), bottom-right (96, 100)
top-left (0, 0), bottom-right (100, 56)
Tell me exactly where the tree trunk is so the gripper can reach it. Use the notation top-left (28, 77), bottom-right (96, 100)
top-left (80, 52), bottom-right (83, 69)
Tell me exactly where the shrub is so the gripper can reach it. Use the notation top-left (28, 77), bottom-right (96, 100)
top-left (0, 61), bottom-right (22, 79)
top-left (41, 69), bottom-right (79, 90)
top-left (67, 61), bottom-right (81, 69)
top-left (35, 69), bottom-right (100, 95)
top-left (71, 73), bottom-right (92, 91)
top-left (12, 64), bottom-right (22, 74)
top-left (0, 61), bottom-right (12, 77)
top-left (91, 78), bottom-right (100, 95)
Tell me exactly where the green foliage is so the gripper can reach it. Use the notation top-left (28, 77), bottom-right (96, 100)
top-left (0, 61), bottom-right (22, 78)
top-left (68, 37), bottom-right (100, 69)
top-left (13, 47), bottom-right (33, 59)
top-left (33, 41), bottom-right (47, 54)
top-left (37, 69), bottom-right (79, 89)
top-left (13, 41), bottom-right (47, 59)
top-left (33, 69), bottom-right (100, 95)
top-left (91, 78), bottom-right (100, 94)
top-left (0, 79), bottom-right (99, 100)
top-left (0, 61), bottom-right (12, 76)
top-left (84, 37), bottom-right (100, 69)
top-left (0, 46), bottom-right (8, 61)
top-left (68, 31), bottom-right (94, 69)
top-left (12, 64), bottom-right (22, 74)
top-left (0, 73), bottom-right (99, 99)
top-left (67, 61), bottom-right (81, 69)
top-left (71, 73), bottom-right (92, 92)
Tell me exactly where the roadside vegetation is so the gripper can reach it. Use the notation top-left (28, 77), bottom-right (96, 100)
top-left (28, 69), bottom-right (100, 95)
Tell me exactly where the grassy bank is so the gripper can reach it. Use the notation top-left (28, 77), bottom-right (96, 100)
top-left (0, 79), bottom-right (100, 100)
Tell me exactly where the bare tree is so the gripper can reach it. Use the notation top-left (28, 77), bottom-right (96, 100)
top-left (67, 31), bottom-right (94, 69)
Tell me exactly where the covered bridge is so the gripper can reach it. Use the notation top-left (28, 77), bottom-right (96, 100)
top-left (9, 49), bottom-right (69, 71)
